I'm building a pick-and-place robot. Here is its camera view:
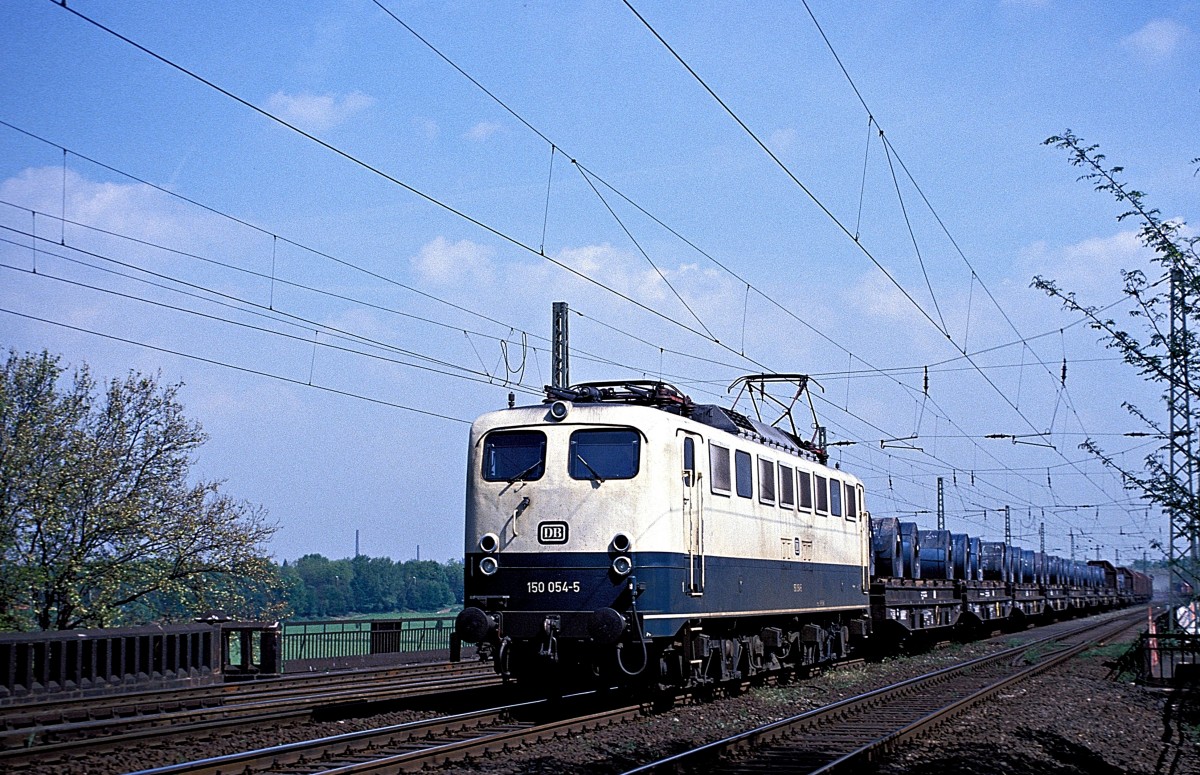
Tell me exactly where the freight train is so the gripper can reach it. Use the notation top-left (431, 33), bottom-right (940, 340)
top-left (454, 378), bottom-right (1152, 691)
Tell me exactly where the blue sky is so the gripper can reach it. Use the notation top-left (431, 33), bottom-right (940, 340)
top-left (1, 1), bottom-right (1195, 565)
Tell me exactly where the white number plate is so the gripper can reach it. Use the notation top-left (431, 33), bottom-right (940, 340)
top-left (526, 581), bottom-right (581, 593)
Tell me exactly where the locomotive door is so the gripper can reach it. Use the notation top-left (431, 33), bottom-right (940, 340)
top-left (858, 484), bottom-right (870, 595)
top-left (680, 432), bottom-right (705, 595)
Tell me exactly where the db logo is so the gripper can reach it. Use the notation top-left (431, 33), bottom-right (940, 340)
top-left (538, 521), bottom-right (569, 545)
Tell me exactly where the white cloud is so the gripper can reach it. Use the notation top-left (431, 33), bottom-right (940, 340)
top-left (412, 236), bottom-right (497, 287)
top-left (1018, 230), bottom-right (1147, 300)
top-left (554, 243), bottom-right (661, 298)
top-left (464, 121), bottom-right (501, 142)
top-left (1122, 19), bottom-right (1188, 59)
top-left (1, 166), bottom-right (207, 247)
top-left (415, 118), bottom-right (440, 141)
top-left (403, 235), bottom-right (767, 371)
top-left (769, 127), bottom-right (797, 152)
top-left (264, 90), bottom-right (375, 132)
top-left (848, 270), bottom-right (934, 328)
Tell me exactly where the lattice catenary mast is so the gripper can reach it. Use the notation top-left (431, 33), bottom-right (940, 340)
top-left (552, 301), bottom-right (570, 390)
top-left (1168, 266), bottom-right (1199, 617)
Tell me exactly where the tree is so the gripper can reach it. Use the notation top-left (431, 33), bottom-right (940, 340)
top-left (277, 560), bottom-right (310, 617)
top-left (1032, 131), bottom-right (1199, 592)
top-left (442, 558), bottom-right (465, 605)
top-left (403, 559), bottom-right (453, 610)
top-left (0, 350), bottom-right (280, 630)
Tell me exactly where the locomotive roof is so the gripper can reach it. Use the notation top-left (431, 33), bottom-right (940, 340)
top-left (542, 380), bottom-right (828, 465)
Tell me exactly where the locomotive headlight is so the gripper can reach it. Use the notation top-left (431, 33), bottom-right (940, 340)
top-left (612, 555), bottom-right (633, 576)
top-left (548, 400), bottom-right (570, 421)
top-left (479, 532), bottom-right (500, 554)
top-left (479, 556), bottom-right (499, 576)
top-left (611, 533), bottom-right (632, 553)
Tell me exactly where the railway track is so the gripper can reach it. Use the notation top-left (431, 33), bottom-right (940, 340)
top-left (0, 660), bottom-right (499, 767)
top-left (127, 691), bottom-right (645, 775)
top-left (108, 612), bottom-right (1139, 775)
top-left (623, 610), bottom-right (1144, 774)
top-left (0, 660), bottom-right (482, 730)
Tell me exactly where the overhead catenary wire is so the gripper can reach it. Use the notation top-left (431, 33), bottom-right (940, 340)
top-left (0, 217), bottom-right (733, 406)
top-left (368, 0), bottom-right (1101, 489)
top-left (1, 197), bottom-right (751, 413)
top-left (793, 0), bottom-right (1130, 502)
top-left (2, 191), bottom-right (744, 415)
top-left (621, 0), bottom-right (1125, 506)
top-left (361, 3), bottom-right (1136, 517)
top-left (0, 120), bottom-right (530, 339)
top-left (4, 190), bottom-right (1128, 544)
top-left (18, 6), bottom-right (1147, 549)
top-left (0, 136), bottom-right (734, 400)
top-left (0, 306), bottom-right (471, 424)
top-left (45, 3), bottom-right (727, 352)
top-left (0, 215), bottom-right (535, 383)
top-left (620, 0), bottom-right (954, 344)
top-left (0, 256), bottom-right (536, 394)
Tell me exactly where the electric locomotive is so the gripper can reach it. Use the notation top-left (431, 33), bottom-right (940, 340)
top-left (455, 377), bottom-right (872, 690)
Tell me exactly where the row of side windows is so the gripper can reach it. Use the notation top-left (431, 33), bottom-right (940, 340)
top-left (707, 443), bottom-right (858, 519)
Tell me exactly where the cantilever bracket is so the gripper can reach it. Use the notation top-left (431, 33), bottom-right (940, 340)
top-left (984, 432), bottom-right (1056, 449)
top-left (880, 435), bottom-right (923, 452)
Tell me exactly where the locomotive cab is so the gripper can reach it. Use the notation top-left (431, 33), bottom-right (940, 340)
top-left (456, 396), bottom-right (669, 686)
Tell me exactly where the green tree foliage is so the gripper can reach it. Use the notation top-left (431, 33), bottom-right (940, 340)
top-left (0, 350), bottom-right (281, 630)
top-left (1032, 131), bottom-right (1199, 570)
top-left (283, 553), bottom-right (463, 618)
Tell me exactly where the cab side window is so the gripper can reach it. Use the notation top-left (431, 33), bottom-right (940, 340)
top-left (735, 450), bottom-right (753, 499)
top-left (779, 464), bottom-right (795, 509)
top-left (797, 470), bottom-right (813, 511)
top-left (758, 458), bottom-right (776, 504)
top-left (710, 444), bottom-right (731, 495)
top-left (815, 473), bottom-right (829, 514)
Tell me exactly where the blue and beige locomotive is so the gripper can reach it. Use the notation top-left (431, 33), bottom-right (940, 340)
top-left (455, 378), bottom-right (870, 690)
top-left (454, 377), bottom-right (1152, 690)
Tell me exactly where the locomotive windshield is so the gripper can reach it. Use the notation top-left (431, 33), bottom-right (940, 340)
top-left (568, 429), bottom-right (640, 481)
top-left (482, 430), bottom-right (547, 482)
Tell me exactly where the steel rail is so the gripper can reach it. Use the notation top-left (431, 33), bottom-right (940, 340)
top-left (621, 611), bottom-right (1142, 774)
top-left (313, 704), bottom-right (647, 775)
top-left (806, 615), bottom-right (1141, 774)
top-left (0, 659), bottom-right (485, 729)
top-left (124, 691), bottom-right (637, 775)
top-left (16, 611), bottom-right (1140, 773)
top-left (130, 614), bottom-right (1135, 775)
top-left (0, 666), bottom-right (499, 766)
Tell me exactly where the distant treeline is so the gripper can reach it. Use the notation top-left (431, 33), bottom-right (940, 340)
top-left (277, 554), bottom-right (464, 619)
